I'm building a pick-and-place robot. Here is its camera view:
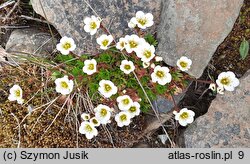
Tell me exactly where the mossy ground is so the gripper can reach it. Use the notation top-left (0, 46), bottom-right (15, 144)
top-left (0, 64), bottom-right (155, 148)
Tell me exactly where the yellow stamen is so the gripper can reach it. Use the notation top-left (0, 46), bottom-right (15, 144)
top-left (61, 81), bottom-right (69, 89)
top-left (102, 39), bottom-right (109, 47)
top-left (100, 109), bottom-right (107, 117)
top-left (144, 50), bottom-right (152, 58)
top-left (122, 98), bottom-right (130, 105)
top-left (124, 64), bottom-right (131, 70)
top-left (129, 106), bottom-right (136, 113)
top-left (88, 63), bottom-right (95, 70)
top-left (156, 71), bottom-right (164, 78)
top-left (85, 124), bottom-right (93, 132)
top-left (180, 61), bottom-right (187, 68)
top-left (120, 114), bottom-right (127, 121)
top-left (129, 40), bottom-right (137, 48)
top-left (104, 84), bottom-right (112, 92)
top-left (63, 42), bottom-right (71, 50)
top-left (180, 112), bottom-right (189, 119)
top-left (90, 22), bottom-right (97, 29)
top-left (15, 90), bottom-right (21, 97)
top-left (137, 18), bottom-right (147, 26)
top-left (220, 78), bottom-right (230, 85)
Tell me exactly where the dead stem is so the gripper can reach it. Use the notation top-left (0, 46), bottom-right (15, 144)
top-left (10, 113), bottom-right (21, 148)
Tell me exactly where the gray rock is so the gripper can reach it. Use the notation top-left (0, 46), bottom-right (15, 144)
top-left (157, 0), bottom-right (243, 78)
top-left (5, 28), bottom-right (56, 58)
top-left (183, 71), bottom-right (250, 148)
top-left (31, 0), bottom-right (161, 55)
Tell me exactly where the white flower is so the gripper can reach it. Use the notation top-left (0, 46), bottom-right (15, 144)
top-left (209, 83), bottom-right (216, 92)
top-left (116, 37), bottom-right (127, 50)
top-left (128, 17), bottom-right (137, 28)
top-left (128, 102), bottom-right (140, 118)
top-left (151, 66), bottom-right (172, 85)
top-left (94, 104), bottom-right (112, 124)
top-left (96, 34), bottom-right (113, 50)
top-left (150, 63), bottom-right (156, 69)
top-left (8, 85), bottom-right (24, 104)
top-left (155, 56), bottom-right (163, 62)
top-left (135, 43), bottom-right (155, 62)
top-left (176, 56), bottom-right (192, 72)
top-left (142, 62), bottom-right (150, 68)
top-left (216, 71), bottom-right (240, 91)
top-left (82, 59), bottom-right (97, 75)
top-left (55, 76), bottom-right (74, 95)
top-left (56, 36), bottom-right (76, 55)
top-left (79, 121), bottom-right (98, 139)
top-left (134, 11), bottom-right (154, 29)
top-left (98, 80), bottom-right (118, 98)
top-left (217, 86), bottom-right (224, 95)
top-left (116, 95), bottom-right (133, 110)
top-left (124, 34), bottom-right (146, 53)
top-left (173, 108), bottom-right (195, 126)
top-left (90, 117), bottom-right (101, 127)
top-left (81, 113), bottom-right (90, 121)
top-left (120, 60), bottom-right (135, 74)
top-left (115, 111), bottom-right (132, 127)
top-left (83, 15), bottom-right (101, 35)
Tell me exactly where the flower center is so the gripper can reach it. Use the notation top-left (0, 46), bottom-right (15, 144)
top-left (84, 116), bottom-right (89, 120)
top-left (137, 18), bottom-right (147, 26)
top-left (144, 50), bottom-right (152, 58)
top-left (63, 42), bottom-right (71, 50)
top-left (180, 112), bottom-right (189, 119)
top-left (120, 42), bottom-right (125, 48)
top-left (129, 106), bottom-right (136, 113)
top-left (15, 90), bottom-right (21, 97)
top-left (92, 119), bottom-right (98, 125)
top-left (90, 21), bottom-right (97, 29)
top-left (180, 61), bottom-right (187, 68)
top-left (85, 124), bottom-right (93, 132)
top-left (88, 63), bottom-right (95, 70)
top-left (120, 114), bottom-right (127, 121)
top-left (122, 98), bottom-right (130, 105)
top-left (61, 81), bottom-right (69, 89)
top-left (100, 108), bottom-right (107, 117)
top-left (156, 71), bottom-right (164, 78)
top-left (102, 39), bottom-right (109, 47)
top-left (104, 84), bottom-right (112, 92)
top-left (129, 40), bottom-right (138, 48)
top-left (124, 64), bottom-right (131, 70)
top-left (220, 77), bottom-right (230, 85)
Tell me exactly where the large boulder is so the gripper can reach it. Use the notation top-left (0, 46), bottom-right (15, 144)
top-left (31, 0), bottom-right (161, 55)
top-left (157, 0), bottom-right (244, 78)
top-left (183, 71), bottom-right (250, 148)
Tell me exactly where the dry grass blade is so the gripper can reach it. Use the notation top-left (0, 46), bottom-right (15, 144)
top-left (10, 113), bottom-right (21, 148)
top-left (0, 0), bottom-right (15, 10)
top-left (3, 0), bottom-right (20, 22)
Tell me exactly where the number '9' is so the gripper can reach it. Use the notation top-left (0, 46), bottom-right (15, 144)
top-left (238, 151), bottom-right (244, 159)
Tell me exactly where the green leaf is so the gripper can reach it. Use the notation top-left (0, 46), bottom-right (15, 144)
top-left (240, 38), bottom-right (249, 60)
top-left (97, 53), bottom-right (114, 64)
top-left (51, 71), bottom-right (63, 80)
top-left (97, 69), bottom-right (110, 80)
top-left (155, 84), bottom-right (167, 95)
top-left (144, 33), bottom-right (158, 46)
top-left (88, 83), bottom-right (99, 97)
top-left (71, 67), bottom-right (82, 77)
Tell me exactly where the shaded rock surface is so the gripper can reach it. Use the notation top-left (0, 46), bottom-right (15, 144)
top-left (31, 0), bottom-right (161, 55)
top-left (5, 28), bottom-right (56, 57)
top-left (183, 71), bottom-right (250, 148)
top-left (157, 0), bottom-right (244, 78)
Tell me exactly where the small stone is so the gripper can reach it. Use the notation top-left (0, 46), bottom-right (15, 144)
top-left (158, 134), bottom-right (168, 144)
top-left (5, 28), bottom-right (57, 59)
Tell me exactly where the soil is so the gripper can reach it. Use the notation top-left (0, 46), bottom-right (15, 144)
top-left (0, 0), bottom-right (250, 148)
